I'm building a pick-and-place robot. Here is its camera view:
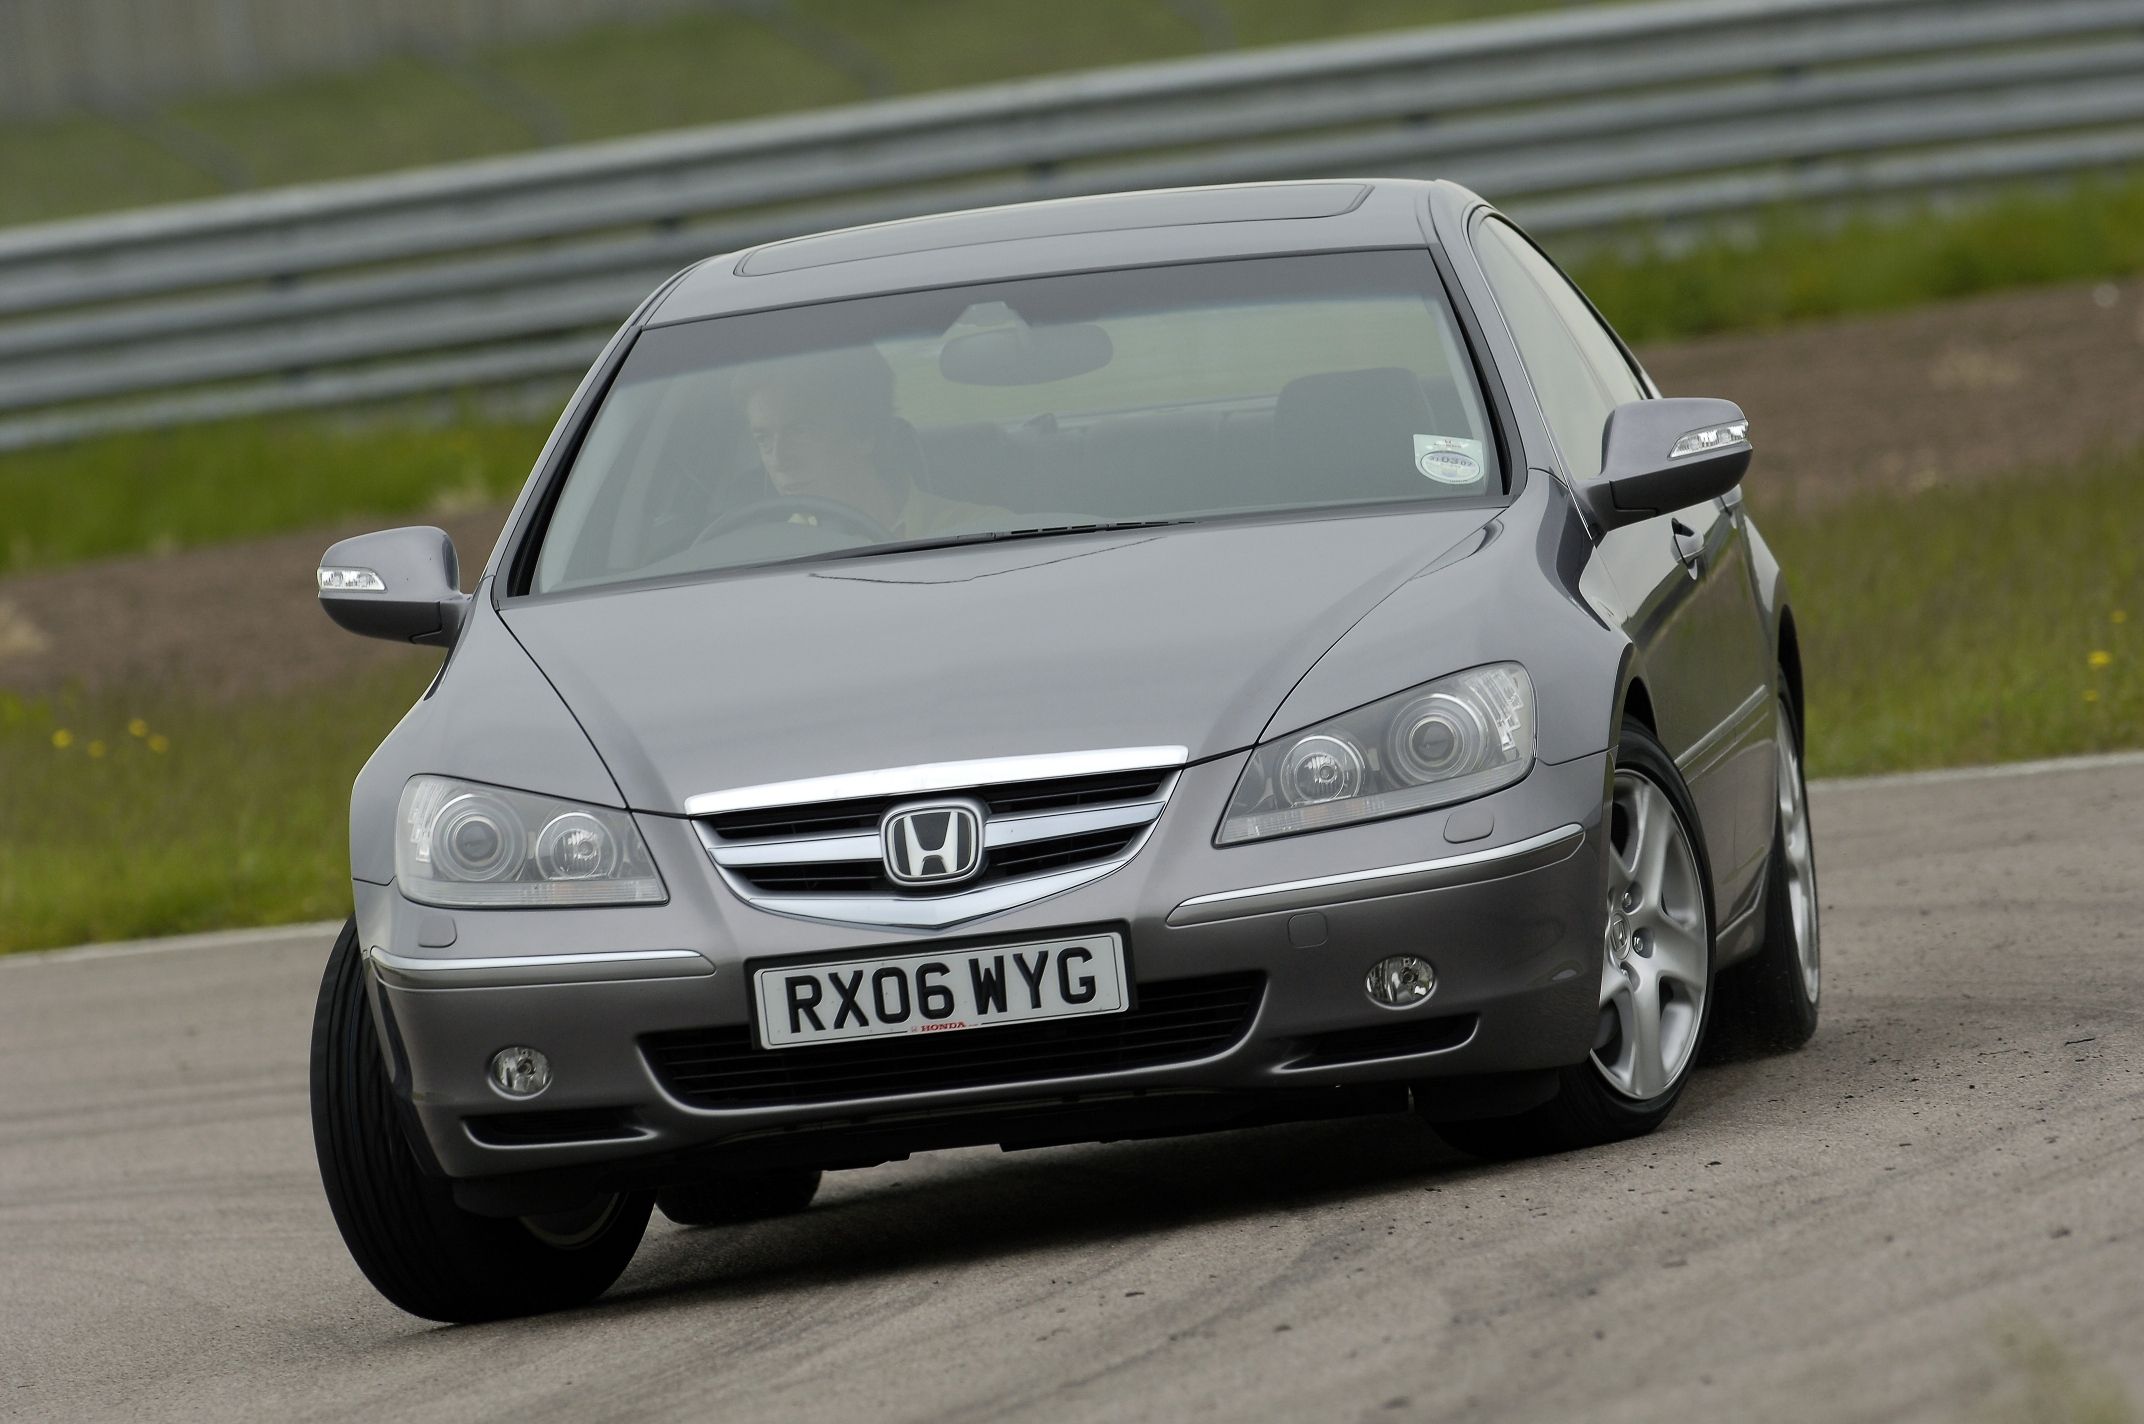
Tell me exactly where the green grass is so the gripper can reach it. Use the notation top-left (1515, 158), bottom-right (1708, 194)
top-left (0, 112), bottom-right (221, 228)
top-left (2, 446), bottom-right (2138, 955)
top-left (0, 0), bottom-right (1613, 228)
top-left (1573, 173), bottom-right (2144, 343)
top-left (0, 659), bottom-right (436, 954)
top-left (1765, 450), bottom-right (2142, 777)
top-left (0, 413), bottom-right (546, 578)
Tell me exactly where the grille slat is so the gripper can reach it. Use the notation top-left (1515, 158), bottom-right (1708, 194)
top-left (645, 973), bottom-right (1263, 1109)
top-left (697, 765), bottom-right (1177, 920)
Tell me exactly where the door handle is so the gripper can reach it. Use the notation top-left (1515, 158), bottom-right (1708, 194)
top-left (1671, 519), bottom-right (1705, 576)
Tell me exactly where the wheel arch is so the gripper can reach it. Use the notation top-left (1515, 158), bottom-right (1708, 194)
top-left (1776, 606), bottom-right (1805, 750)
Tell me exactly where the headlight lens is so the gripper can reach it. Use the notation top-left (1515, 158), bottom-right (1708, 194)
top-left (1218, 663), bottom-right (1534, 844)
top-left (396, 776), bottom-right (666, 907)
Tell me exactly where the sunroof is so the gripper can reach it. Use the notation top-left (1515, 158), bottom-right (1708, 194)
top-left (736, 183), bottom-right (1371, 276)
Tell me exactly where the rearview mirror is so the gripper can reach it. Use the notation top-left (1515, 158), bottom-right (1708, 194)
top-left (939, 321), bottom-right (1112, 386)
top-left (1582, 397), bottom-right (1751, 534)
top-left (316, 526), bottom-right (470, 647)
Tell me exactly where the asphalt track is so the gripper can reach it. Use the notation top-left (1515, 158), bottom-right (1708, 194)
top-left (4, 756), bottom-right (2142, 1423)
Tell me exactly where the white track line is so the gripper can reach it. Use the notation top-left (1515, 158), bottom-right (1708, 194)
top-left (7, 747), bottom-right (2142, 965)
top-left (1811, 748), bottom-right (2144, 791)
top-left (2, 919), bottom-right (342, 967)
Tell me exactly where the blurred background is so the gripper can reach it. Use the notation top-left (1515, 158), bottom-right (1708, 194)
top-left (0, 0), bottom-right (2138, 955)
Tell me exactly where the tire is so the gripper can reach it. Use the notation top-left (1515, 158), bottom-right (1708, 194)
top-left (1433, 718), bottom-right (1717, 1160)
top-left (657, 1168), bottom-right (823, 1228)
top-left (310, 919), bottom-right (652, 1323)
top-left (1712, 692), bottom-right (1821, 1054)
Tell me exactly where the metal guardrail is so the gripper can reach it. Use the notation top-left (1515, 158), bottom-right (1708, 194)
top-left (3, 0), bottom-right (2143, 452)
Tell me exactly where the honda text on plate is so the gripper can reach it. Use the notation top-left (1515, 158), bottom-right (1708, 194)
top-left (310, 180), bottom-right (1820, 1323)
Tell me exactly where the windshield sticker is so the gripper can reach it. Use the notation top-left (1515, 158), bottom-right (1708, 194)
top-left (1414, 434), bottom-right (1485, 485)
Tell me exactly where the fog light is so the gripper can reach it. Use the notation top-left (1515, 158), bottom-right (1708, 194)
top-left (1366, 955), bottom-right (1436, 1008)
top-left (488, 1046), bottom-right (551, 1098)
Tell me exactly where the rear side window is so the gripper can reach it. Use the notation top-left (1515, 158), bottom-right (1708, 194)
top-left (1473, 218), bottom-right (1645, 481)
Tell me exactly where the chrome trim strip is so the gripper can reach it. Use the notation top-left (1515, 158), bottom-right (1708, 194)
top-left (988, 798), bottom-right (1166, 846)
top-left (683, 746), bottom-right (1188, 817)
top-left (710, 832), bottom-right (882, 867)
top-left (717, 821), bottom-right (1159, 930)
top-left (1166, 823), bottom-right (1587, 928)
top-left (462, 1122), bottom-right (659, 1151)
top-left (1674, 685), bottom-right (1769, 775)
top-left (369, 946), bottom-right (714, 990)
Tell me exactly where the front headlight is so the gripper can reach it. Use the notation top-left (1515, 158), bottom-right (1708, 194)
top-left (1218, 663), bottom-right (1535, 845)
top-left (396, 775), bottom-right (667, 907)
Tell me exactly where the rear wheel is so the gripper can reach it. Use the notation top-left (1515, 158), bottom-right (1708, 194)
top-left (657, 1168), bottom-right (823, 1228)
top-left (310, 920), bottom-right (652, 1322)
top-left (1432, 719), bottom-right (1715, 1159)
top-left (1713, 692), bottom-right (1821, 1052)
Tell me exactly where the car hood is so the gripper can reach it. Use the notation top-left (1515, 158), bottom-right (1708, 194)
top-left (502, 508), bottom-right (1498, 814)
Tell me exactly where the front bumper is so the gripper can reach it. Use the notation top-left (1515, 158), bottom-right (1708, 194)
top-left (354, 750), bottom-right (1611, 1198)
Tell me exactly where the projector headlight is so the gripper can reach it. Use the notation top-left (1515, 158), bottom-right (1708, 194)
top-left (396, 776), bottom-right (666, 907)
top-left (1218, 663), bottom-right (1534, 845)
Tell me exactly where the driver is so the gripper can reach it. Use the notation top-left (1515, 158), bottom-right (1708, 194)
top-left (744, 346), bottom-right (1008, 539)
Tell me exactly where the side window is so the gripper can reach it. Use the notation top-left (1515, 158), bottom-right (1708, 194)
top-left (1473, 218), bottom-right (1645, 480)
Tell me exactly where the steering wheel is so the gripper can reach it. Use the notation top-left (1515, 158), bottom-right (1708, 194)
top-left (691, 495), bottom-right (892, 547)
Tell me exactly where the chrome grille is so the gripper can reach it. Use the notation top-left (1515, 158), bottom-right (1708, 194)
top-left (693, 753), bottom-right (1182, 929)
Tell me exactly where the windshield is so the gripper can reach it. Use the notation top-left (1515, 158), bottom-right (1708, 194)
top-left (530, 251), bottom-right (1500, 594)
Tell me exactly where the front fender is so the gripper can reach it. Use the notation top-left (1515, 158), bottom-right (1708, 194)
top-left (1260, 472), bottom-right (1629, 769)
top-left (347, 583), bottom-right (624, 885)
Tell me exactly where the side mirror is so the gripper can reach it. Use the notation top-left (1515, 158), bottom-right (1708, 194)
top-left (316, 526), bottom-right (470, 647)
top-left (1581, 397), bottom-right (1751, 534)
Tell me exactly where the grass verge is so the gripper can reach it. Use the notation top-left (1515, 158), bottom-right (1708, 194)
top-left (1769, 447), bottom-right (2140, 777)
top-left (0, 658), bottom-right (435, 954)
top-left (1573, 171), bottom-right (2144, 343)
top-left (0, 0), bottom-right (1607, 228)
top-left (0, 413), bottom-right (546, 577)
top-left (2, 446), bottom-right (2138, 954)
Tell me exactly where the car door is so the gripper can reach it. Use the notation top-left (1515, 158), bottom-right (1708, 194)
top-left (1469, 215), bottom-right (1774, 904)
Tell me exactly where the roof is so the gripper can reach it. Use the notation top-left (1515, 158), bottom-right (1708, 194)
top-left (647, 179), bottom-right (1459, 327)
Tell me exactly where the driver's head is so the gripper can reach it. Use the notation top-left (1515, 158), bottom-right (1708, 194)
top-left (744, 347), bottom-right (899, 509)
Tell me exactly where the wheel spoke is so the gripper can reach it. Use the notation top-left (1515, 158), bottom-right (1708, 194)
top-left (1628, 970), bottom-right (1666, 1099)
top-left (1647, 916), bottom-right (1707, 991)
top-left (1633, 782), bottom-right (1672, 896)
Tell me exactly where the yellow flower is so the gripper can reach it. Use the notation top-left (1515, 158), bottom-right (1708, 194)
top-left (2114, 610), bottom-right (2130, 624)
top-left (2087, 649), bottom-right (2114, 668)
top-left (147, 734), bottom-right (170, 754)
top-left (87, 740), bottom-right (107, 759)
top-left (127, 718), bottom-right (149, 738)
top-left (51, 728), bottom-right (73, 749)
top-left (2084, 690), bottom-right (2100, 703)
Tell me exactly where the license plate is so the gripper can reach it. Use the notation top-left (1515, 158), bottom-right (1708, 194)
top-left (752, 933), bottom-right (1127, 1049)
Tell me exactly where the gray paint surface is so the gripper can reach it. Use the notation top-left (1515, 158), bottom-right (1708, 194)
top-left (5, 759), bottom-right (2139, 1420)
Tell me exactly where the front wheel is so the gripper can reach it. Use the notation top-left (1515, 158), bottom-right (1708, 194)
top-left (1432, 718), bottom-right (1716, 1159)
top-left (310, 919), bottom-right (652, 1323)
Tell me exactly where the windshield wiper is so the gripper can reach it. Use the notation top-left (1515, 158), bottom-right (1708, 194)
top-left (807, 519), bottom-right (1200, 563)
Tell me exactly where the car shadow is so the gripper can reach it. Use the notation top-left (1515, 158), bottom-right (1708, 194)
top-left (594, 1109), bottom-right (1486, 1318)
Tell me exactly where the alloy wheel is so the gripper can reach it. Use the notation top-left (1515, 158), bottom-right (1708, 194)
top-left (1594, 770), bottom-right (1709, 1100)
top-left (1775, 701), bottom-right (1820, 1004)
